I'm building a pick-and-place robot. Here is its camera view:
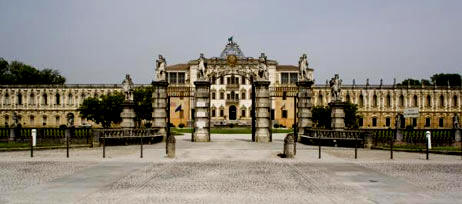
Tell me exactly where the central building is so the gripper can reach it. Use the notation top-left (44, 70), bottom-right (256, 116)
top-left (165, 38), bottom-right (299, 128)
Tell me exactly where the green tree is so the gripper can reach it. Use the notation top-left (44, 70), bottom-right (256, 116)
top-left (430, 73), bottom-right (461, 87)
top-left (133, 87), bottom-right (153, 126)
top-left (311, 102), bottom-right (360, 129)
top-left (311, 105), bottom-right (331, 128)
top-left (0, 58), bottom-right (65, 84)
top-left (78, 92), bottom-right (124, 128)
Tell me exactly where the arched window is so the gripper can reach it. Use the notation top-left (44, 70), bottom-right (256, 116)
top-left (68, 94), bottom-right (73, 105)
top-left (439, 95), bottom-right (445, 108)
top-left (413, 95), bottom-right (418, 107)
top-left (55, 93), bottom-right (60, 105)
top-left (346, 94), bottom-right (351, 103)
top-left (42, 94), bottom-right (48, 105)
top-left (241, 91), bottom-right (246, 100)
top-left (372, 95), bottom-right (378, 107)
top-left (453, 95), bottom-right (458, 107)
top-left (386, 95), bottom-right (391, 107)
top-left (29, 94), bottom-right (35, 105)
top-left (29, 115), bottom-right (35, 125)
top-left (359, 95), bottom-right (364, 107)
top-left (17, 93), bottom-right (23, 105)
top-left (4, 93), bottom-right (10, 105)
top-left (426, 95), bottom-right (431, 107)
top-left (318, 94), bottom-right (323, 106)
top-left (399, 95), bottom-right (404, 107)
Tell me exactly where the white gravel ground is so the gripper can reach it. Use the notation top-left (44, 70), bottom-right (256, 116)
top-left (0, 133), bottom-right (461, 203)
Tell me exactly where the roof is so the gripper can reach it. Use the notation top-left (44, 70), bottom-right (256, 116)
top-left (219, 39), bottom-right (245, 59)
top-left (166, 64), bottom-right (189, 71)
top-left (276, 65), bottom-right (298, 71)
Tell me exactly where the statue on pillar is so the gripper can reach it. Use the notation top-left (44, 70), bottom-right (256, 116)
top-left (257, 53), bottom-right (269, 80)
top-left (122, 74), bottom-right (134, 102)
top-left (155, 55), bottom-right (167, 81)
top-left (298, 54), bottom-right (312, 81)
top-left (454, 114), bottom-right (460, 129)
top-left (66, 113), bottom-right (74, 127)
top-left (12, 112), bottom-right (19, 128)
top-left (198, 53), bottom-right (207, 80)
top-left (329, 74), bottom-right (342, 102)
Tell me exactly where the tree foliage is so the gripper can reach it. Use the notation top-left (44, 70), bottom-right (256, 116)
top-left (430, 73), bottom-right (461, 86)
top-left (133, 87), bottom-right (153, 125)
top-left (0, 58), bottom-right (65, 84)
top-left (78, 92), bottom-right (124, 128)
top-left (311, 102), bottom-right (360, 129)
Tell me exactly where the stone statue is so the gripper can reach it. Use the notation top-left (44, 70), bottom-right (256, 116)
top-left (257, 53), bottom-right (269, 80)
top-left (122, 74), bottom-right (134, 101)
top-left (12, 112), bottom-right (19, 127)
top-left (66, 113), bottom-right (74, 127)
top-left (329, 74), bottom-right (342, 102)
top-left (395, 114), bottom-right (401, 129)
top-left (155, 54), bottom-right (166, 81)
top-left (298, 53), bottom-right (310, 81)
top-left (454, 114), bottom-right (460, 129)
top-left (198, 53), bottom-right (207, 80)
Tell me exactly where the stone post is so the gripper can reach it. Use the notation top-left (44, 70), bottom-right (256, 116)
top-left (296, 80), bottom-right (314, 136)
top-left (455, 129), bottom-right (461, 146)
top-left (254, 80), bottom-right (271, 142)
top-left (284, 133), bottom-right (295, 158)
top-left (364, 132), bottom-right (374, 149)
top-left (329, 101), bottom-right (346, 130)
top-left (9, 128), bottom-right (15, 143)
top-left (152, 81), bottom-right (169, 141)
top-left (193, 80), bottom-right (210, 142)
top-left (120, 102), bottom-right (136, 129)
top-left (167, 134), bottom-right (176, 158)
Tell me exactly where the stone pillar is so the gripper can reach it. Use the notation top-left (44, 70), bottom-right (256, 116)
top-left (296, 80), bottom-right (314, 136)
top-left (9, 128), bottom-right (15, 143)
top-left (284, 133), bottom-right (295, 158)
top-left (364, 132), bottom-right (374, 149)
top-left (455, 129), bottom-right (461, 146)
top-left (193, 80), bottom-right (210, 142)
top-left (329, 101), bottom-right (346, 130)
top-left (120, 102), bottom-right (136, 129)
top-left (152, 81), bottom-right (169, 140)
top-left (255, 81), bottom-right (271, 142)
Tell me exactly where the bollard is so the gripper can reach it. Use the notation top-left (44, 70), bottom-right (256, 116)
top-left (167, 135), bottom-right (176, 158)
top-left (140, 137), bottom-right (143, 158)
top-left (318, 132), bottom-right (321, 159)
top-left (65, 128), bottom-right (70, 158)
top-left (354, 135), bottom-right (358, 159)
top-left (390, 135), bottom-right (394, 160)
top-left (103, 137), bottom-right (106, 158)
top-left (31, 129), bottom-right (36, 158)
top-left (426, 131), bottom-right (431, 160)
top-left (283, 133), bottom-right (295, 158)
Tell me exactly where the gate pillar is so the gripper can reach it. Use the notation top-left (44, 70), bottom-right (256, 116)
top-left (193, 80), bottom-right (211, 142)
top-left (254, 80), bottom-right (271, 142)
top-left (296, 80), bottom-right (314, 136)
top-left (152, 81), bottom-right (169, 141)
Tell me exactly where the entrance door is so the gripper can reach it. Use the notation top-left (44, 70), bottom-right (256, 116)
top-left (229, 105), bottom-right (237, 120)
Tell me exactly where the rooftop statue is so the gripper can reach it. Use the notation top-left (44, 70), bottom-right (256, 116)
top-left (329, 74), bottom-right (342, 102)
top-left (122, 74), bottom-right (134, 102)
top-left (298, 54), bottom-right (311, 81)
top-left (155, 54), bottom-right (166, 81)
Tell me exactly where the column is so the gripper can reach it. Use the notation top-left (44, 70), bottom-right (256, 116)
top-left (254, 80), bottom-right (271, 142)
top-left (152, 81), bottom-right (168, 140)
top-left (120, 101), bottom-right (135, 129)
top-left (296, 80), bottom-right (314, 135)
top-left (329, 101), bottom-right (346, 130)
top-left (193, 80), bottom-right (210, 142)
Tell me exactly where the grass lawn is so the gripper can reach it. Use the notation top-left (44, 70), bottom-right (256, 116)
top-left (171, 127), bottom-right (293, 134)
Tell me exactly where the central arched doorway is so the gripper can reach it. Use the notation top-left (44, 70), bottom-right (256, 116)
top-left (229, 105), bottom-right (237, 120)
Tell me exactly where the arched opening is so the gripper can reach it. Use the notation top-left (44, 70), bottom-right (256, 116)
top-left (359, 94), bottom-right (364, 107)
top-left (229, 105), bottom-right (237, 120)
top-left (453, 95), bottom-right (458, 107)
top-left (386, 94), bottom-right (391, 107)
top-left (399, 95), bottom-right (404, 107)
top-left (413, 95), bottom-right (418, 107)
top-left (426, 95), bottom-right (431, 107)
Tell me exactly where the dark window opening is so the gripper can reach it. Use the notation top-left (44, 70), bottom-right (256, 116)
top-left (282, 110), bottom-right (288, 118)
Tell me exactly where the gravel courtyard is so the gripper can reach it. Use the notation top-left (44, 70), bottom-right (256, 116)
top-left (0, 133), bottom-right (461, 203)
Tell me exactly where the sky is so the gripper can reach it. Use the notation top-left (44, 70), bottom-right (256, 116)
top-left (0, 0), bottom-right (461, 84)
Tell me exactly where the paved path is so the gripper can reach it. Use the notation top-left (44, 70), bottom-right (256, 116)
top-left (0, 133), bottom-right (461, 203)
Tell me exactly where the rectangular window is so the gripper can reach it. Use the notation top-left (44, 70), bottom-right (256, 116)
top-left (220, 77), bottom-right (224, 84)
top-left (282, 110), bottom-right (288, 118)
top-left (372, 118), bottom-right (377, 127)
top-left (212, 76), bottom-right (216, 84)
top-left (289, 73), bottom-right (298, 84)
top-left (241, 109), bottom-right (246, 117)
top-left (178, 72), bottom-right (185, 84)
top-left (168, 72), bottom-right (177, 84)
top-left (425, 118), bottom-right (431, 127)
top-left (212, 92), bottom-right (216, 100)
top-left (212, 109), bottom-right (216, 117)
top-left (220, 109), bottom-right (224, 117)
top-left (241, 77), bottom-right (246, 85)
top-left (386, 117), bottom-right (390, 127)
top-left (227, 77), bottom-right (231, 85)
top-left (281, 73), bottom-right (289, 84)
top-left (241, 92), bottom-right (246, 100)
top-left (227, 94), bottom-right (230, 100)
top-left (271, 109), bottom-right (275, 120)
top-left (282, 92), bottom-right (287, 100)
top-left (412, 118), bottom-right (417, 127)
top-left (439, 118), bottom-right (444, 127)
top-left (56, 116), bottom-right (60, 124)
top-left (220, 92), bottom-right (224, 99)
top-left (359, 118), bottom-right (363, 127)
